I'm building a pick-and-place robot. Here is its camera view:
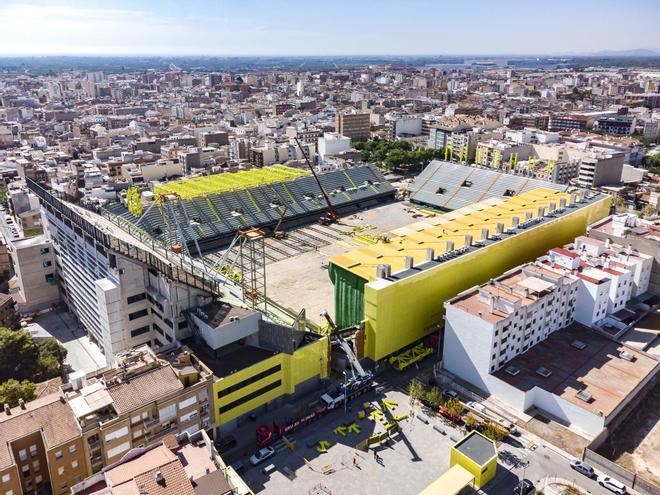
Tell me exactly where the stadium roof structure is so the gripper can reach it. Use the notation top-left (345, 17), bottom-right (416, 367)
top-left (331, 187), bottom-right (587, 282)
top-left (105, 164), bottom-right (395, 253)
top-left (409, 160), bottom-right (565, 211)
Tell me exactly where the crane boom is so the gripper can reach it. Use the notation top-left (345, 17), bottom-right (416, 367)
top-left (294, 137), bottom-right (338, 223)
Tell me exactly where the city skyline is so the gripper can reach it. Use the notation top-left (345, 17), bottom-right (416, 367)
top-left (1, 0), bottom-right (659, 56)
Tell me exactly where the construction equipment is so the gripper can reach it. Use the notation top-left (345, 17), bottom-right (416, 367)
top-left (272, 204), bottom-right (288, 240)
top-left (294, 137), bottom-right (338, 225)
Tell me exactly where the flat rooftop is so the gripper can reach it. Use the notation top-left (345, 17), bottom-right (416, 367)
top-left (453, 431), bottom-right (496, 466)
top-left (183, 339), bottom-right (276, 378)
top-left (494, 323), bottom-right (658, 418)
top-left (331, 188), bottom-right (605, 282)
top-left (589, 214), bottom-right (660, 243)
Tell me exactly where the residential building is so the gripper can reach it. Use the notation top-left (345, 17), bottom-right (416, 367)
top-left (594, 115), bottom-right (636, 135)
top-left (576, 151), bottom-right (624, 188)
top-left (65, 345), bottom-right (213, 475)
top-left (0, 292), bottom-right (20, 329)
top-left (548, 114), bottom-right (591, 132)
top-left (317, 132), bottom-right (351, 164)
top-left (8, 235), bottom-right (60, 314)
top-left (335, 112), bottom-right (370, 141)
top-left (70, 431), bottom-right (251, 495)
top-left (508, 113), bottom-right (549, 130)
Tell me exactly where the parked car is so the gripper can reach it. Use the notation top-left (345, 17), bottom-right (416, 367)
top-left (569, 459), bottom-right (595, 478)
top-left (249, 446), bottom-right (276, 466)
top-left (513, 479), bottom-right (535, 495)
top-left (597, 475), bottom-right (627, 494)
top-left (467, 401), bottom-right (485, 412)
top-left (442, 389), bottom-right (459, 400)
top-left (229, 460), bottom-right (245, 473)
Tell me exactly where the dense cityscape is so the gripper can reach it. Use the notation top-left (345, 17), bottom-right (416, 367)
top-left (0, 3), bottom-right (659, 495)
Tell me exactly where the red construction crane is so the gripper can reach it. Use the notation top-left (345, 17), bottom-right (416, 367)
top-left (294, 137), bottom-right (338, 225)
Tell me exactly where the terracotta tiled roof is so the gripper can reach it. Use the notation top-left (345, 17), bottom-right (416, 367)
top-left (132, 460), bottom-right (195, 495)
top-left (107, 365), bottom-right (183, 415)
top-left (0, 393), bottom-right (81, 469)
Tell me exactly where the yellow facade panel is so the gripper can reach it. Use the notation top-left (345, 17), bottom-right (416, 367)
top-left (362, 196), bottom-right (611, 360)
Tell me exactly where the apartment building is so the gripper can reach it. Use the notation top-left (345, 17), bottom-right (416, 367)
top-left (508, 113), bottom-right (549, 130)
top-left (70, 430), bottom-right (251, 495)
top-left (474, 140), bottom-right (533, 168)
top-left (548, 114), bottom-right (591, 132)
top-left (8, 235), bottom-right (60, 314)
top-left (0, 345), bottom-right (214, 495)
top-left (443, 238), bottom-right (657, 437)
top-left (335, 112), bottom-right (370, 141)
top-left (576, 152), bottom-right (624, 188)
top-left (594, 115), bottom-right (636, 135)
top-left (587, 213), bottom-right (660, 295)
top-left (444, 262), bottom-right (579, 377)
top-left (0, 395), bottom-right (88, 495)
top-left (65, 345), bottom-right (213, 476)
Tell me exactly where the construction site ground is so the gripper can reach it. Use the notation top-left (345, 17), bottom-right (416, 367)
top-left (597, 381), bottom-right (660, 486)
top-left (260, 201), bottom-right (428, 325)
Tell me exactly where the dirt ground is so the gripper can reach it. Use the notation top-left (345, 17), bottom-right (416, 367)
top-left (523, 412), bottom-right (590, 458)
top-left (597, 382), bottom-right (660, 486)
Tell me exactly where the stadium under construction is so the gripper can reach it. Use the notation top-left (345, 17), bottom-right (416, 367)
top-left (329, 186), bottom-right (611, 362)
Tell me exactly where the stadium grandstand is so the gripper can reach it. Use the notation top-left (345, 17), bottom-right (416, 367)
top-left (104, 164), bottom-right (395, 254)
top-left (409, 161), bottom-right (565, 211)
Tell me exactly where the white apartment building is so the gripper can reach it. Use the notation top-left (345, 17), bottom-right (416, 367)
top-left (318, 132), bottom-right (351, 164)
top-left (443, 236), bottom-right (657, 437)
top-left (444, 262), bottom-right (579, 382)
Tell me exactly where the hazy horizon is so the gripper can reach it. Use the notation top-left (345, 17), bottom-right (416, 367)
top-left (1, 0), bottom-right (659, 57)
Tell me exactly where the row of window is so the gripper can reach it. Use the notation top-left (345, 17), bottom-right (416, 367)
top-left (217, 364), bottom-right (282, 398)
top-left (219, 380), bottom-right (282, 414)
top-left (130, 325), bottom-right (150, 338)
top-left (127, 292), bottom-right (146, 304)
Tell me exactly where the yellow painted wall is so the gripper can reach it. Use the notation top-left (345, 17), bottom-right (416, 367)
top-left (450, 436), bottom-right (497, 489)
top-left (212, 337), bottom-right (329, 426)
top-left (364, 197), bottom-right (611, 361)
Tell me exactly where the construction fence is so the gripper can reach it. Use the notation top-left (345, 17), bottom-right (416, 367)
top-left (583, 449), bottom-right (660, 495)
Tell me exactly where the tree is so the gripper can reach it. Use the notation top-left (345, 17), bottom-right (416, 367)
top-left (408, 380), bottom-right (425, 402)
top-left (482, 424), bottom-right (504, 442)
top-left (425, 387), bottom-right (443, 409)
top-left (0, 379), bottom-right (36, 407)
top-left (0, 327), bottom-right (39, 382)
top-left (34, 339), bottom-right (67, 381)
top-left (443, 398), bottom-right (464, 417)
top-left (640, 204), bottom-right (657, 218)
top-left (614, 196), bottom-right (627, 213)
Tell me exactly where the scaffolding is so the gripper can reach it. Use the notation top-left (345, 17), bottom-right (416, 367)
top-left (237, 227), bottom-right (267, 311)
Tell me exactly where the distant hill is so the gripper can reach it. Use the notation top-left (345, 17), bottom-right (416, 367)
top-left (590, 49), bottom-right (660, 57)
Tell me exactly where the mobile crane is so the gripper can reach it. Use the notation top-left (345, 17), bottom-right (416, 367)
top-left (294, 137), bottom-right (338, 225)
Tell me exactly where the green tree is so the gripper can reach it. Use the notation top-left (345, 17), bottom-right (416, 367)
top-left (425, 387), bottom-right (443, 409)
top-left (0, 379), bottom-right (36, 407)
top-left (614, 196), bottom-right (627, 213)
top-left (408, 380), bottom-right (425, 402)
top-left (34, 339), bottom-right (67, 380)
top-left (640, 204), bottom-right (656, 218)
top-left (0, 186), bottom-right (7, 208)
top-left (443, 398), bottom-right (464, 417)
top-left (482, 424), bottom-right (504, 442)
top-left (0, 327), bottom-right (39, 382)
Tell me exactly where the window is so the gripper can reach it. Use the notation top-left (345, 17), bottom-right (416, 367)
top-left (32, 460), bottom-right (39, 472)
top-left (128, 309), bottom-right (148, 321)
top-left (21, 466), bottom-right (29, 478)
top-left (40, 247), bottom-right (50, 254)
top-left (42, 260), bottom-right (52, 268)
top-left (18, 450), bottom-right (27, 462)
top-left (131, 412), bottom-right (148, 424)
top-left (45, 273), bottom-right (56, 284)
top-left (180, 411), bottom-right (198, 423)
top-left (105, 426), bottom-right (128, 443)
top-left (54, 451), bottom-right (62, 460)
top-left (35, 475), bottom-right (42, 484)
top-left (133, 429), bottom-right (143, 439)
top-left (57, 467), bottom-right (64, 476)
top-left (6, 491), bottom-right (13, 495)
top-left (106, 442), bottom-right (130, 459)
top-left (68, 445), bottom-right (76, 454)
top-left (127, 293), bottom-right (146, 304)
top-left (178, 396), bottom-right (197, 410)
top-left (29, 445), bottom-right (37, 457)
top-left (2, 474), bottom-right (10, 483)
top-left (219, 380), bottom-right (282, 414)
top-left (60, 482), bottom-right (67, 490)
top-left (71, 460), bottom-right (78, 469)
top-left (158, 404), bottom-right (176, 422)
top-left (130, 325), bottom-right (150, 338)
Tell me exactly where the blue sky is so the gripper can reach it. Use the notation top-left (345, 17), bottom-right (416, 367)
top-left (1, 0), bottom-right (659, 56)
